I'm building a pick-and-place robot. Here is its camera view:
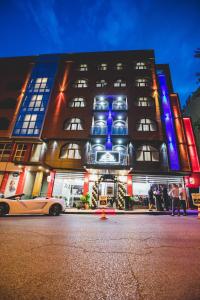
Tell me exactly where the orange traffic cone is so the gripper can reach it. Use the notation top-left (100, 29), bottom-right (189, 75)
top-left (100, 209), bottom-right (108, 220)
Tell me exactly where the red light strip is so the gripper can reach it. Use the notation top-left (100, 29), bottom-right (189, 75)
top-left (183, 118), bottom-right (200, 172)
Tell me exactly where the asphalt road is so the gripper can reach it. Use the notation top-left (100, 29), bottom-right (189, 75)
top-left (0, 214), bottom-right (200, 300)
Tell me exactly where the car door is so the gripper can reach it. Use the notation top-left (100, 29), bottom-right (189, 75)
top-left (13, 199), bottom-right (47, 214)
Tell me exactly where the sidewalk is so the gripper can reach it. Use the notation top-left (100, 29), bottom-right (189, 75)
top-left (64, 208), bottom-right (198, 215)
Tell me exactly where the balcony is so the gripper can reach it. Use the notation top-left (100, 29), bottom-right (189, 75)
top-left (111, 127), bottom-right (128, 135)
top-left (91, 126), bottom-right (107, 135)
top-left (112, 102), bottom-right (127, 111)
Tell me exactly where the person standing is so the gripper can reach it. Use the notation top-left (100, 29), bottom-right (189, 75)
top-left (148, 187), bottom-right (154, 211)
top-left (169, 184), bottom-right (180, 216)
top-left (179, 184), bottom-right (187, 216)
top-left (153, 187), bottom-right (163, 211)
top-left (162, 185), bottom-right (170, 211)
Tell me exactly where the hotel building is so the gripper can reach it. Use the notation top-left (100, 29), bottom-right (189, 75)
top-left (0, 50), bottom-right (199, 207)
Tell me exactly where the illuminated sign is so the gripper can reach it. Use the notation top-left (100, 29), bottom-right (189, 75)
top-left (96, 151), bottom-right (120, 164)
top-left (191, 193), bottom-right (200, 206)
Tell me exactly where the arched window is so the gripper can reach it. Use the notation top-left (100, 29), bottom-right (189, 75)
top-left (94, 98), bottom-right (109, 110)
top-left (92, 144), bottom-right (105, 151)
top-left (137, 118), bottom-right (157, 131)
top-left (135, 62), bottom-right (147, 70)
top-left (136, 97), bottom-right (153, 107)
top-left (97, 63), bottom-right (107, 71)
top-left (135, 78), bottom-right (149, 87)
top-left (116, 63), bottom-right (124, 70)
top-left (60, 143), bottom-right (81, 159)
top-left (72, 79), bottom-right (88, 88)
top-left (69, 97), bottom-right (86, 108)
top-left (136, 145), bottom-right (159, 161)
top-left (112, 145), bottom-right (126, 152)
top-left (0, 98), bottom-right (17, 109)
top-left (0, 117), bottom-right (10, 130)
top-left (96, 79), bottom-right (108, 88)
top-left (112, 97), bottom-right (127, 110)
top-left (64, 118), bottom-right (83, 130)
top-left (114, 78), bottom-right (126, 87)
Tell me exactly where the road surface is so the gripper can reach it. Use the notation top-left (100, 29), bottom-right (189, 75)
top-left (0, 214), bottom-right (200, 300)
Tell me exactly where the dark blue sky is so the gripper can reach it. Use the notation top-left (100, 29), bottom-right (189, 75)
top-left (0, 0), bottom-right (199, 106)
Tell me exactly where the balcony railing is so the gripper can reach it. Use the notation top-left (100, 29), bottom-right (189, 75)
top-left (87, 151), bottom-right (128, 166)
top-left (93, 104), bottom-right (109, 111)
top-left (91, 126), bottom-right (108, 135)
top-left (112, 103), bottom-right (127, 110)
top-left (111, 127), bottom-right (128, 135)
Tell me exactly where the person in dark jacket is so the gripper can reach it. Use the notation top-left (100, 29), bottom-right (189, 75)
top-left (162, 185), bottom-right (170, 211)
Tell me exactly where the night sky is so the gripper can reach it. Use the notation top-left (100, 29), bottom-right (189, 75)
top-left (0, 0), bottom-right (199, 106)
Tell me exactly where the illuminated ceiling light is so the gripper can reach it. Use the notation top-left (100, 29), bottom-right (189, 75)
top-left (118, 139), bottom-right (122, 144)
top-left (18, 165), bottom-right (22, 168)
top-left (38, 166), bottom-right (42, 170)
top-left (99, 115), bottom-right (103, 120)
top-left (118, 115), bottom-right (122, 119)
top-left (117, 96), bottom-right (122, 101)
top-left (46, 169), bottom-right (50, 173)
top-left (99, 96), bottom-right (104, 101)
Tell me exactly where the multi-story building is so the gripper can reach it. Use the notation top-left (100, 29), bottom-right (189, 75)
top-left (0, 50), bottom-right (199, 208)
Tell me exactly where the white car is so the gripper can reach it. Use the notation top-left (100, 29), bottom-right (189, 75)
top-left (0, 194), bottom-right (66, 216)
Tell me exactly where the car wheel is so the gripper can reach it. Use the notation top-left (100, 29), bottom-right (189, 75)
top-left (0, 203), bottom-right (9, 216)
top-left (49, 204), bottom-right (62, 216)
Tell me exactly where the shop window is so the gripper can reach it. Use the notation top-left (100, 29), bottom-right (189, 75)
top-left (137, 118), bottom-right (157, 131)
top-left (60, 143), bottom-right (81, 159)
top-left (64, 118), bottom-right (83, 130)
top-left (135, 78), bottom-right (149, 87)
top-left (79, 64), bottom-right (88, 71)
top-left (69, 97), bottom-right (86, 108)
top-left (14, 144), bottom-right (27, 162)
top-left (96, 79), bottom-right (108, 88)
top-left (136, 97), bottom-right (153, 107)
top-left (116, 63), bottom-right (124, 70)
top-left (0, 98), bottom-right (17, 109)
top-left (135, 62), bottom-right (147, 70)
top-left (97, 63), bottom-right (107, 71)
top-left (72, 79), bottom-right (88, 88)
top-left (114, 79), bottom-right (126, 88)
top-left (0, 143), bottom-right (12, 161)
top-left (0, 117), bottom-right (10, 130)
top-left (136, 145), bottom-right (159, 161)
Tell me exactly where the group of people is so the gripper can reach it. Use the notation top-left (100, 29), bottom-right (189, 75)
top-left (148, 184), bottom-right (188, 216)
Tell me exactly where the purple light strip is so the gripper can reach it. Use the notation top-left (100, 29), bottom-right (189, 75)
top-left (157, 72), bottom-right (180, 170)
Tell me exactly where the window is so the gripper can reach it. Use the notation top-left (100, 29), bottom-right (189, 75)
top-left (136, 145), bottom-right (159, 161)
top-left (96, 79), bottom-right (108, 88)
top-left (29, 78), bottom-right (49, 93)
top-left (137, 118), bottom-right (156, 131)
top-left (116, 63), bottom-right (124, 70)
top-left (72, 79), bottom-right (88, 88)
top-left (79, 64), bottom-right (88, 71)
top-left (64, 118), bottom-right (83, 130)
top-left (27, 95), bottom-right (44, 111)
top-left (60, 143), bottom-right (81, 159)
top-left (14, 144), bottom-right (27, 162)
top-left (69, 98), bottom-right (86, 107)
top-left (114, 79), bottom-right (126, 87)
top-left (98, 63), bottom-right (107, 71)
top-left (112, 97), bottom-right (127, 110)
top-left (136, 97), bottom-right (153, 107)
top-left (112, 145), bottom-right (126, 152)
top-left (135, 62), bottom-right (147, 70)
top-left (0, 143), bottom-right (12, 161)
top-left (94, 98), bottom-right (109, 110)
top-left (135, 78), bottom-right (149, 87)
top-left (0, 117), bottom-right (10, 130)
top-left (92, 144), bottom-right (105, 151)
top-left (20, 114), bottom-right (38, 135)
top-left (30, 144), bottom-right (42, 162)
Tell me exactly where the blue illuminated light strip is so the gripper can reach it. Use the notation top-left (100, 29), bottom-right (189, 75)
top-left (13, 55), bottom-right (58, 137)
top-left (157, 72), bottom-right (180, 170)
top-left (105, 97), bottom-right (113, 150)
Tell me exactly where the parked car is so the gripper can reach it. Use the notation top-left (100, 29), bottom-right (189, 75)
top-left (0, 194), bottom-right (66, 216)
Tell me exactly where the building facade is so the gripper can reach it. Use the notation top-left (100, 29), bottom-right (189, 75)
top-left (0, 50), bottom-right (199, 207)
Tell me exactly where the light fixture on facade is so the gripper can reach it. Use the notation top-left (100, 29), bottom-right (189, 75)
top-left (117, 96), bottom-right (122, 101)
top-left (99, 96), bottom-right (104, 101)
top-left (46, 169), bottom-right (50, 173)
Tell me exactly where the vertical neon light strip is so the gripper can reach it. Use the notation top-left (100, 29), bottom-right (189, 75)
top-left (157, 72), bottom-right (180, 170)
top-left (105, 97), bottom-right (113, 150)
top-left (183, 118), bottom-right (200, 172)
